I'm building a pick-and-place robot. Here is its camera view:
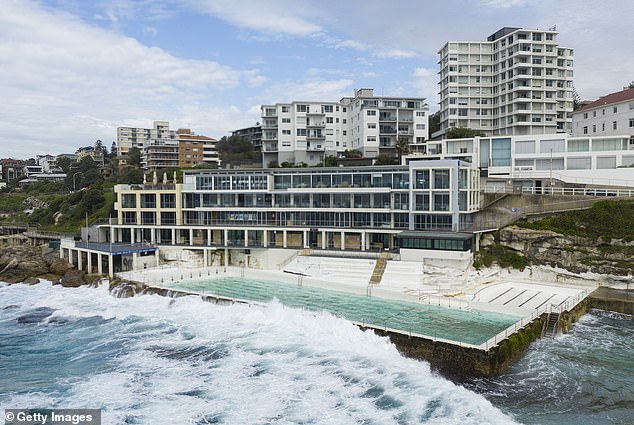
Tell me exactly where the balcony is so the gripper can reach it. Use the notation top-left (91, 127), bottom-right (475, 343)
top-left (306, 120), bottom-right (325, 127)
top-left (261, 120), bottom-right (278, 129)
top-left (262, 142), bottom-right (278, 152)
top-left (306, 143), bottom-right (325, 151)
top-left (306, 132), bottom-right (325, 140)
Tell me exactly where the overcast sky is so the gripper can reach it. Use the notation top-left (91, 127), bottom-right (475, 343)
top-left (1, 0), bottom-right (633, 159)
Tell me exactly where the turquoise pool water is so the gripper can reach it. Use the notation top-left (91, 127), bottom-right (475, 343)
top-left (163, 276), bottom-right (519, 345)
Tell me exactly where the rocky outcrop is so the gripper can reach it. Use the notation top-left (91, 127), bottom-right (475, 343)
top-left (491, 226), bottom-right (634, 276)
top-left (0, 245), bottom-right (92, 286)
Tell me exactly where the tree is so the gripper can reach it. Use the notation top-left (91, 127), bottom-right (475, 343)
top-left (267, 161), bottom-right (279, 168)
top-left (323, 155), bottom-right (337, 167)
top-left (395, 137), bottom-right (410, 161)
top-left (118, 166), bottom-right (143, 184)
top-left (110, 141), bottom-right (117, 157)
top-left (428, 111), bottom-right (441, 137)
top-left (127, 147), bottom-right (142, 167)
top-left (56, 156), bottom-right (72, 173)
top-left (445, 127), bottom-right (485, 139)
top-left (373, 154), bottom-right (398, 165)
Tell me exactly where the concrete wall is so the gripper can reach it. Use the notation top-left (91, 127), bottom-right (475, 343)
top-left (399, 248), bottom-right (472, 270)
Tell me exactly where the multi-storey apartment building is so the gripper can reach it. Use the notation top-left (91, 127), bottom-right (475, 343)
top-left (261, 89), bottom-right (429, 167)
top-left (572, 87), bottom-right (634, 137)
top-left (231, 124), bottom-right (263, 152)
top-left (118, 121), bottom-right (218, 171)
top-left (177, 129), bottom-right (219, 168)
top-left (438, 27), bottom-right (574, 137)
top-left (261, 101), bottom-right (343, 167)
top-left (117, 120), bottom-right (177, 167)
top-left (341, 89), bottom-right (429, 158)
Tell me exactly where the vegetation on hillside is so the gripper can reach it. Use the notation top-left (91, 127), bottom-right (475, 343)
top-left (473, 243), bottom-right (527, 270)
top-left (517, 199), bottom-right (634, 240)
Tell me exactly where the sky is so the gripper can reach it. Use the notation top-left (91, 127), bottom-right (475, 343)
top-left (1, 0), bottom-right (633, 160)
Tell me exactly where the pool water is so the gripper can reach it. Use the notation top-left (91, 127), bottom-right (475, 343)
top-left (164, 276), bottom-right (519, 345)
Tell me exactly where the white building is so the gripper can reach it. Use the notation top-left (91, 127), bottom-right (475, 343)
top-left (437, 27), bottom-right (574, 137)
top-left (36, 154), bottom-right (62, 173)
top-left (261, 101), bottom-right (343, 167)
top-left (261, 89), bottom-right (429, 166)
top-left (406, 133), bottom-right (634, 190)
top-left (572, 87), bottom-right (634, 137)
top-left (117, 120), bottom-right (177, 166)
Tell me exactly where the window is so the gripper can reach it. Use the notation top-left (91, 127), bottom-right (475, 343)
top-left (583, 126), bottom-right (588, 134)
top-left (433, 169), bottom-right (450, 189)
top-left (583, 112), bottom-right (588, 119)
top-left (121, 194), bottom-right (136, 208)
top-left (323, 105), bottom-right (333, 113)
top-left (630, 118), bottom-right (634, 127)
top-left (613, 106), bottom-right (618, 113)
top-left (368, 123), bottom-right (376, 129)
top-left (515, 140), bottom-right (536, 154)
top-left (613, 121), bottom-right (617, 130)
top-left (416, 111), bottom-right (426, 116)
top-left (296, 128), bottom-right (306, 136)
top-left (296, 104), bottom-right (307, 112)
top-left (630, 102), bottom-right (634, 110)
top-left (416, 123), bottom-right (426, 130)
top-left (592, 125), bottom-right (596, 133)
top-left (367, 110), bottom-right (376, 116)
top-left (414, 170), bottom-right (429, 189)
top-left (568, 139), bottom-right (589, 152)
top-left (281, 106), bottom-right (289, 113)
top-left (282, 130), bottom-right (291, 135)
top-left (281, 118), bottom-right (291, 123)
top-left (326, 117), bottom-right (333, 124)
top-left (160, 193), bottom-right (176, 208)
top-left (433, 194), bottom-right (450, 212)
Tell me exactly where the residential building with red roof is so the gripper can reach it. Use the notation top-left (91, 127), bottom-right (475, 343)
top-left (572, 87), bottom-right (634, 137)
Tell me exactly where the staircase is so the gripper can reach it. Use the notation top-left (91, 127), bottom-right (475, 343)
top-left (543, 311), bottom-right (561, 337)
top-left (368, 252), bottom-right (390, 285)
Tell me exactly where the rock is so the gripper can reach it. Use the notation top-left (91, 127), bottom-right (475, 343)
top-left (497, 225), bottom-right (634, 276)
top-left (49, 258), bottom-right (74, 275)
top-left (16, 307), bottom-right (55, 324)
top-left (23, 276), bottom-right (40, 285)
top-left (60, 270), bottom-right (88, 287)
top-left (0, 257), bottom-right (19, 274)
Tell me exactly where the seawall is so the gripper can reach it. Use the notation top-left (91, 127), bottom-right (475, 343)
top-left (589, 287), bottom-right (634, 316)
top-left (368, 298), bottom-right (589, 379)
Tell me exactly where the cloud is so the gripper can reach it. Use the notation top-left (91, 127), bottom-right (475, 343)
top-left (479, 0), bottom-right (526, 8)
top-left (0, 0), bottom-right (265, 158)
top-left (260, 79), bottom-right (354, 104)
top-left (189, 0), bottom-right (323, 37)
top-left (413, 68), bottom-right (439, 109)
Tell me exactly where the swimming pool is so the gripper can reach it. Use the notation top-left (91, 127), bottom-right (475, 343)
top-left (163, 276), bottom-right (520, 345)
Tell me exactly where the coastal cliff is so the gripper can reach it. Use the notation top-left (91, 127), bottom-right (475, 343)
top-left (484, 226), bottom-right (634, 278)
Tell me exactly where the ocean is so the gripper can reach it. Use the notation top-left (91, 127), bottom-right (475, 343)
top-left (1, 280), bottom-right (632, 424)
